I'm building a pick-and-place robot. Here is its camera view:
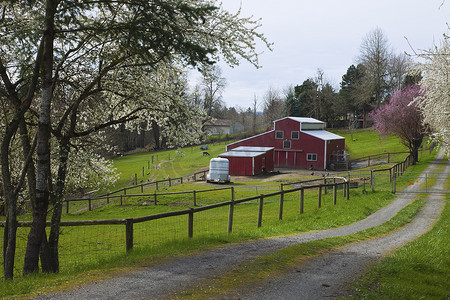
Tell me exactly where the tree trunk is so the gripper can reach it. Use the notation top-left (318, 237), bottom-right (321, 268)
top-left (23, 0), bottom-right (55, 275)
top-left (3, 194), bottom-right (17, 280)
top-left (152, 120), bottom-right (160, 150)
top-left (1, 117), bottom-right (22, 279)
top-left (19, 119), bottom-right (37, 213)
top-left (411, 139), bottom-right (422, 164)
top-left (40, 139), bottom-right (69, 273)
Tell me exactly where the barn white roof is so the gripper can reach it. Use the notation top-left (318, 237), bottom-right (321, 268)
top-left (219, 151), bottom-right (266, 158)
top-left (285, 117), bottom-right (324, 124)
top-left (303, 130), bottom-right (344, 140)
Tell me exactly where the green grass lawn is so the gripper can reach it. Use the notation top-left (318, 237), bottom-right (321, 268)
top-left (329, 128), bottom-right (409, 159)
top-left (110, 141), bottom-right (230, 191)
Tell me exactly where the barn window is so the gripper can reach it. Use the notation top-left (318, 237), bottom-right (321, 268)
top-left (307, 153), bottom-right (317, 161)
top-left (275, 131), bottom-right (284, 139)
top-left (291, 131), bottom-right (299, 139)
top-left (283, 140), bottom-right (291, 149)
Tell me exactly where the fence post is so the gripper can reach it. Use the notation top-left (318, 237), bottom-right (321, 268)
top-left (193, 190), bottom-right (197, 206)
top-left (257, 195), bottom-right (264, 228)
top-left (141, 184), bottom-right (144, 193)
top-left (107, 195), bottom-right (110, 204)
top-left (66, 200), bottom-right (69, 214)
top-left (134, 173), bottom-right (137, 185)
top-left (156, 181), bottom-right (159, 190)
top-left (388, 153), bottom-right (390, 163)
top-left (125, 218), bottom-right (134, 251)
top-left (346, 181), bottom-right (350, 200)
top-left (194, 173), bottom-right (197, 181)
top-left (323, 178), bottom-right (327, 195)
top-left (425, 173), bottom-right (428, 193)
top-left (333, 184), bottom-right (337, 205)
top-left (120, 195), bottom-right (123, 206)
top-left (300, 188), bottom-right (304, 214)
top-left (181, 177), bottom-right (183, 184)
top-left (228, 188), bottom-right (235, 234)
top-left (88, 198), bottom-right (92, 211)
top-left (279, 184), bottom-right (284, 220)
top-left (188, 208), bottom-right (194, 238)
top-left (368, 155), bottom-right (371, 167)
top-left (370, 170), bottom-right (374, 192)
top-left (124, 188), bottom-right (126, 196)
top-left (318, 186), bottom-right (322, 208)
top-left (392, 173), bottom-right (396, 194)
top-left (169, 178), bottom-right (172, 187)
top-left (142, 166), bottom-right (144, 177)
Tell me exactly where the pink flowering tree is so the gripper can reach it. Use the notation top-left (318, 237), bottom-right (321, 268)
top-left (371, 85), bottom-right (428, 163)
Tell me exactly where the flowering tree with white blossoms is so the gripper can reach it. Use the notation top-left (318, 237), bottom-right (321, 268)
top-left (410, 36), bottom-right (449, 149)
top-left (0, 0), bottom-right (271, 278)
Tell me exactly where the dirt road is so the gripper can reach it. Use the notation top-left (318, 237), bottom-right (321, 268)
top-left (37, 150), bottom-right (448, 300)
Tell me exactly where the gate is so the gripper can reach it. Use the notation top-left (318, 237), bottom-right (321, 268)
top-left (393, 172), bottom-right (449, 194)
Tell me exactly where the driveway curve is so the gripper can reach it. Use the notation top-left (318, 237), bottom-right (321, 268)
top-left (37, 150), bottom-right (448, 300)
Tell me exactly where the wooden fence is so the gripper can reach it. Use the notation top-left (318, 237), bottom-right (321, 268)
top-left (3, 177), bottom-right (350, 252)
top-left (348, 151), bottom-right (410, 169)
top-left (64, 186), bottom-right (233, 213)
top-left (99, 169), bottom-right (209, 197)
top-left (336, 153), bottom-right (414, 194)
top-left (0, 153), bottom-right (417, 259)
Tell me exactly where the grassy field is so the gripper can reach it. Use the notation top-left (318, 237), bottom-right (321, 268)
top-left (0, 128), bottom-right (443, 298)
top-left (329, 128), bottom-right (409, 159)
top-left (110, 141), bottom-right (230, 191)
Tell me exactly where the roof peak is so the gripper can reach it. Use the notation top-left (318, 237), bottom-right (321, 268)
top-left (276, 116), bottom-right (324, 124)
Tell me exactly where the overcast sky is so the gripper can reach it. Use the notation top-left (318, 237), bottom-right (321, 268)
top-left (191, 0), bottom-right (449, 110)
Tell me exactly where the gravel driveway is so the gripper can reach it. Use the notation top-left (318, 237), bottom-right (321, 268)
top-left (37, 150), bottom-right (448, 300)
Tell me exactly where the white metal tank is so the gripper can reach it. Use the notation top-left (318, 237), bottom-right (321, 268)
top-left (207, 158), bottom-right (230, 183)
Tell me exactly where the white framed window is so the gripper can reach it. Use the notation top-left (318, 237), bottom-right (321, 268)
top-left (291, 131), bottom-right (299, 139)
top-left (275, 131), bottom-right (284, 139)
top-left (283, 140), bottom-right (291, 149)
top-left (307, 153), bottom-right (317, 161)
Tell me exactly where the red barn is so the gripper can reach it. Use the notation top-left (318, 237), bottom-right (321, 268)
top-left (218, 146), bottom-right (274, 176)
top-left (226, 117), bottom-right (345, 170)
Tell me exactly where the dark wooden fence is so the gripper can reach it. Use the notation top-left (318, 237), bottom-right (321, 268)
top-left (348, 151), bottom-right (410, 169)
top-left (0, 153), bottom-right (418, 257)
top-left (64, 186), bottom-right (233, 213)
top-left (3, 177), bottom-right (350, 252)
top-left (100, 169), bottom-right (209, 197)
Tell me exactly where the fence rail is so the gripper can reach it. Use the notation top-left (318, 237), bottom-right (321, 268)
top-left (1, 177), bottom-right (350, 252)
top-left (98, 169), bottom-right (209, 198)
top-left (348, 151), bottom-right (410, 169)
top-left (64, 186), bottom-right (233, 213)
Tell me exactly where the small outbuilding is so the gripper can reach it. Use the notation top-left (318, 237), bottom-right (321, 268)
top-left (218, 146), bottom-right (274, 176)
